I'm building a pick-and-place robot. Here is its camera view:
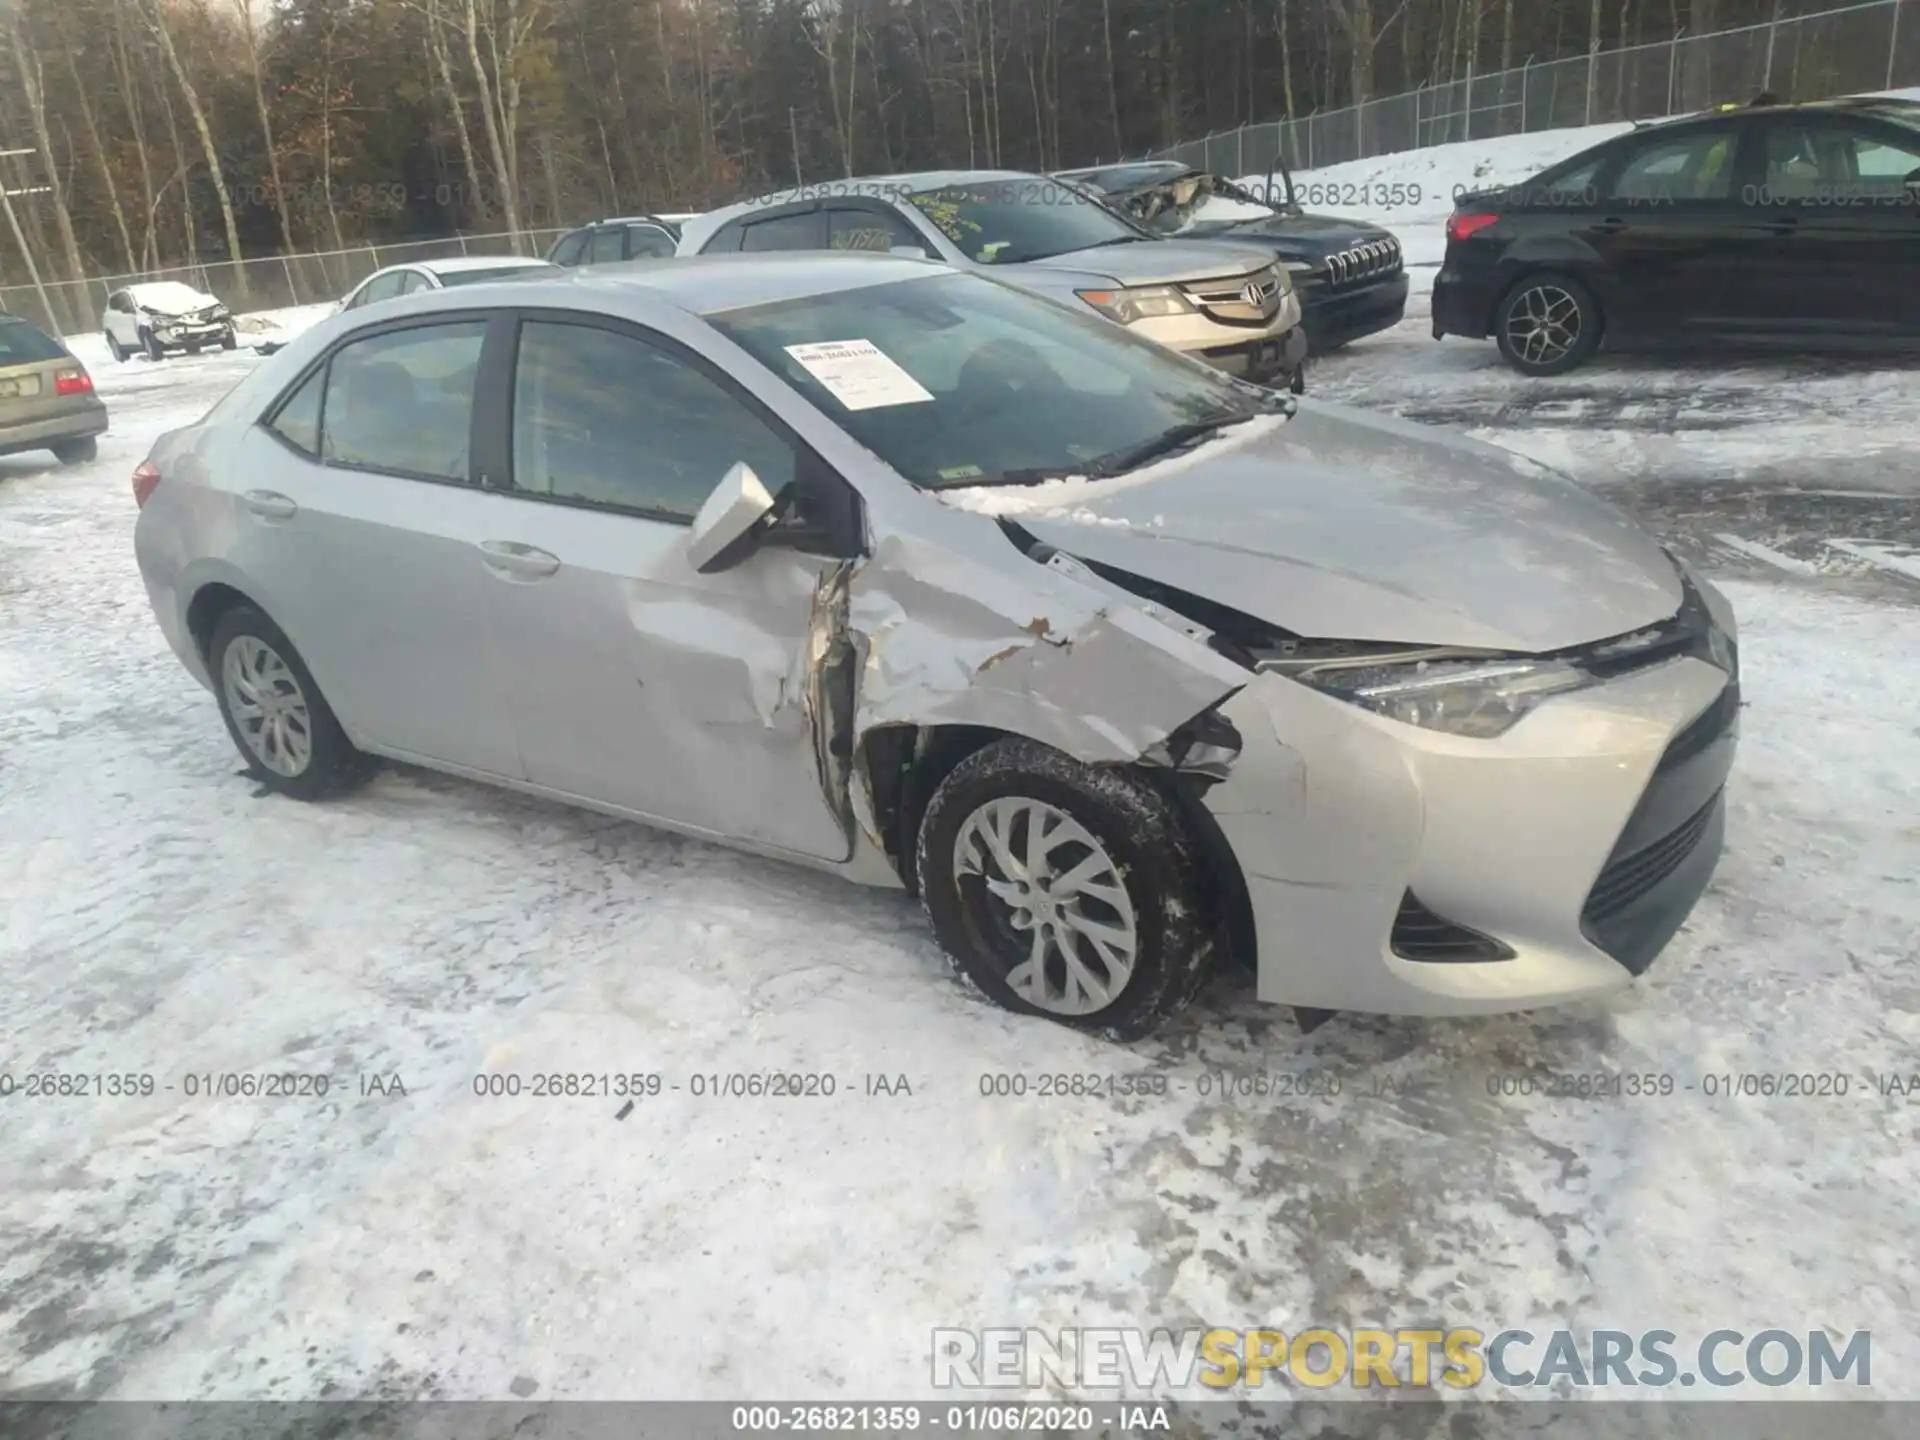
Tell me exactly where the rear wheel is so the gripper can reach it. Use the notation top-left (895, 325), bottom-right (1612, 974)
top-left (104, 331), bottom-right (126, 363)
top-left (916, 738), bottom-right (1213, 1040)
top-left (1494, 272), bottom-right (1601, 376)
top-left (208, 605), bottom-right (372, 800)
top-left (51, 438), bottom-right (97, 465)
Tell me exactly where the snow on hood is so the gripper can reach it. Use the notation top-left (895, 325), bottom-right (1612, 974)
top-left (129, 281), bottom-right (221, 315)
top-left (994, 401), bottom-right (1682, 653)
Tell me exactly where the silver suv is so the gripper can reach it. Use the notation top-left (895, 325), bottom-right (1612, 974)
top-left (677, 171), bottom-right (1307, 388)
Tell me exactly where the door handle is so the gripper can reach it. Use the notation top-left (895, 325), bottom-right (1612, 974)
top-left (478, 539), bottom-right (561, 580)
top-left (242, 489), bottom-right (297, 521)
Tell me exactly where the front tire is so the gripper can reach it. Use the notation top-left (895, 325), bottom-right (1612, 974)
top-left (916, 738), bottom-right (1213, 1040)
top-left (141, 329), bottom-right (166, 362)
top-left (1494, 271), bottom-right (1601, 376)
top-left (208, 605), bottom-right (371, 800)
top-left (220, 326), bottom-right (238, 351)
top-left (51, 437), bottom-right (97, 465)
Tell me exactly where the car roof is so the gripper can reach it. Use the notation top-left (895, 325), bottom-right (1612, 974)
top-left (417, 255), bottom-right (554, 275)
top-left (1629, 92), bottom-right (1920, 133)
top-left (396, 252), bottom-right (952, 318)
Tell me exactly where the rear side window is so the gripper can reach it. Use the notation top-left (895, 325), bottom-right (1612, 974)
top-left (739, 211), bottom-right (828, 251)
top-left (267, 368), bottom-right (325, 455)
top-left (0, 319), bottom-right (66, 365)
top-left (1609, 128), bottom-right (1737, 202)
top-left (320, 322), bottom-right (487, 482)
top-left (587, 229), bottom-right (626, 264)
top-left (626, 225), bottom-right (678, 259)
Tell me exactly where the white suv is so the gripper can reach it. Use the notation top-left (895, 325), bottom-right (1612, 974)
top-left (103, 282), bottom-right (236, 362)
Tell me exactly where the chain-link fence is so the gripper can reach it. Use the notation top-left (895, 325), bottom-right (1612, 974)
top-left (0, 228), bottom-right (568, 341)
top-left (1153, 0), bottom-right (1917, 178)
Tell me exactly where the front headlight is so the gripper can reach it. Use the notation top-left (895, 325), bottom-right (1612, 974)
top-left (1278, 655), bottom-right (1594, 738)
top-left (1075, 284), bottom-right (1195, 325)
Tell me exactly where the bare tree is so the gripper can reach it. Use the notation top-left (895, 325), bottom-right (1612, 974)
top-left (143, 0), bottom-right (250, 297)
top-left (5, 4), bottom-right (90, 299)
top-left (234, 0), bottom-right (299, 287)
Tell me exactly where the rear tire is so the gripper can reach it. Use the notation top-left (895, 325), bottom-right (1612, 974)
top-left (916, 738), bottom-right (1213, 1040)
top-left (208, 605), bottom-right (372, 801)
top-left (1494, 271), bottom-right (1601, 376)
top-left (104, 331), bottom-right (126, 363)
top-left (51, 438), bottom-right (97, 465)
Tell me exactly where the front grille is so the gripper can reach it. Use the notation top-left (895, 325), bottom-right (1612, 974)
top-left (1582, 790), bottom-right (1721, 934)
top-left (1391, 892), bottom-right (1515, 963)
top-left (1181, 268), bottom-right (1284, 327)
top-left (1322, 238), bottom-right (1403, 288)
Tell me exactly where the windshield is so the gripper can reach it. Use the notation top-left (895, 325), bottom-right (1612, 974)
top-left (0, 318), bottom-right (67, 365)
top-left (131, 281), bottom-right (215, 311)
top-left (709, 271), bottom-right (1281, 490)
top-left (437, 264), bottom-right (552, 287)
top-left (907, 180), bottom-right (1155, 264)
top-left (1123, 173), bottom-right (1283, 236)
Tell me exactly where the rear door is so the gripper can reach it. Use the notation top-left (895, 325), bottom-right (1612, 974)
top-left (469, 309), bottom-right (861, 859)
top-left (232, 314), bottom-right (525, 775)
top-left (1582, 123), bottom-right (1745, 336)
top-left (1744, 114), bottom-right (1920, 337)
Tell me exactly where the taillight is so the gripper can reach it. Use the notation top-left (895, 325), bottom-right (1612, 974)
top-left (132, 459), bottom-right (162, 508)
top-left (1446, 211), bottom-right (1500, 244)
top-left (54, 366), bottom-right (93, 396)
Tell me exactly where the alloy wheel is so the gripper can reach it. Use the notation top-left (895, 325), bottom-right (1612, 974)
top-left (951, 796), bottom-right (1138, 1016)
top-left (1504, 283), bottom-right (1583, 367)
top-left (221, 636), bottom-right (314, 777)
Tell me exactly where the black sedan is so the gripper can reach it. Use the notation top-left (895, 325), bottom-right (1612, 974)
top-left (1433, 95), bottom-right (1920, 375)
top-left (1055, 161), bottom-right (1410, 352)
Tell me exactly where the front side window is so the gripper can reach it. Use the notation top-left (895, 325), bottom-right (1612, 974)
top-left (350, 271), bottom-right (407, 309)
top-left (549, 231), bottom-right (589, 266)
top-left (739, 212), bottom-right (829, 251)
top-left (907, 181), bottom-right (1154, 263)
top-left (320, 322), bottom-right (486, 482)
top-left (510, 319), bottom-right (796, 520)
top-left (828, 208), bottom-right (921, 252)
top-left (1609, 128), bottom-right (1737, 202)
top-left (709, 271), bottom-right (1278, 490)
top-left (1762, 121), bottom-right (1920, 201)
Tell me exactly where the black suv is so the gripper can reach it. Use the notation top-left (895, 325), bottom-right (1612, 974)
top-left (545, 215), bottom-right (692, 267)
top-left (1055, 160), bottom-right (1409, 351)
top-left (1433, 95), bottom-right (1920, 375)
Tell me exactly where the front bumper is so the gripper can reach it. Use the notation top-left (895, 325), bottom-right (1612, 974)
top-left (0, 398), bottom-right (109, 457)
top-left (1200, 326), bottom-right (1309, 385)
top-left (1298, 271), bottom-right (1411, 351)
top-left (1201, 639), bottom-right (1738, 1016)
top-left (150, 320), bottom-right (233, 348)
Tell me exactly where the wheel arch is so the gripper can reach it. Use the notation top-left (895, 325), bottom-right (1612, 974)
top-left (1491, 252), bottom-right (1609, 338)
top-left (185, 580), bottom-right (265, 665)
top-left (855, 722), bottom-right (1010, 896)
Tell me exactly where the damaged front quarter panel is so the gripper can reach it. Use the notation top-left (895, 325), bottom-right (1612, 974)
top-left (843, 530), bottom-right (1249, 764)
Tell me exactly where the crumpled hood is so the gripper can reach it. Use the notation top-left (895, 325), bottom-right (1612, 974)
top-left (1215, 210), bottom-right (1396, 259)
top-left (1010, 237), bottom-right (1279, 288)
top-left (1009, 400), bottom-right (1682, 653)
top-left (133, 288), bottom-right (222, 317)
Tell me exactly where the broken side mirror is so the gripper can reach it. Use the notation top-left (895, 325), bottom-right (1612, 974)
top-left (685, 461), bottom-right (786, 574)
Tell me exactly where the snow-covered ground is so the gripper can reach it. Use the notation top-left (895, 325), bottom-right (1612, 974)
top-left (4, 166), bottom-right (1919, 1404)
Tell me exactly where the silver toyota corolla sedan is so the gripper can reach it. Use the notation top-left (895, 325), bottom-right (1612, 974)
top-left (133, 254), bottom-right (1739, 1039)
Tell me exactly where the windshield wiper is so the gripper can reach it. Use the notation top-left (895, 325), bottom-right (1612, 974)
top-left (1091, 413), bottom-right (1250, 476)
top-left (1082, 235), bottom-right (1150, 248)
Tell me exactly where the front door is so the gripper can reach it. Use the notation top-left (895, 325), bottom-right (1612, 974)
top-left (475, 312), bottom-right (856, 860)
top-left (237, 316), bottom-right (524, 776)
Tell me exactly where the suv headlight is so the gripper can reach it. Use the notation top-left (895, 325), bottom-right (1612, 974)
top-left (1276, 655), bottom-right (1594, 738)
top-left (1075, 284), bottom-right (1194, 324)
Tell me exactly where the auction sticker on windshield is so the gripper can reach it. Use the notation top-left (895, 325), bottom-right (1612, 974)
top-left (784, 339), bottom-right (934, 411)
